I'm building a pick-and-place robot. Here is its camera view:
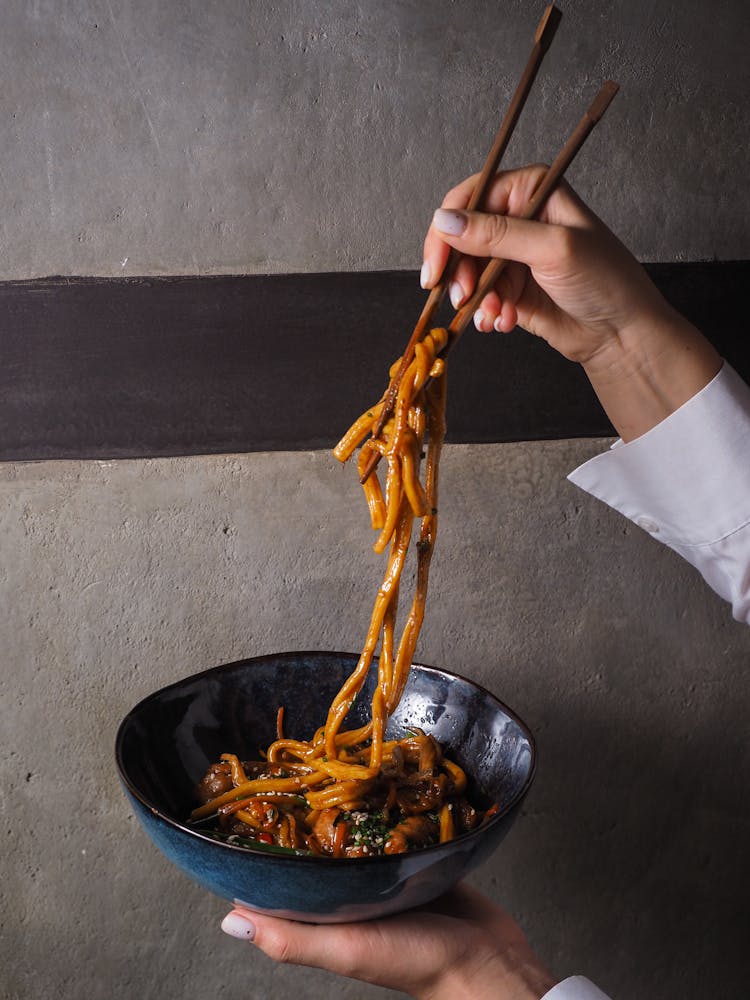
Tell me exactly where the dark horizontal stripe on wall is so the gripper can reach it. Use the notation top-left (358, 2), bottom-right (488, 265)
top-left (1, 261), bottom-right (748, 461)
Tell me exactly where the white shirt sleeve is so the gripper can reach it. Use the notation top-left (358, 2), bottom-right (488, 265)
top-left (568, 362), bottom-right (750, 624)
top-left (541, 977), bottom-right (613, 1000)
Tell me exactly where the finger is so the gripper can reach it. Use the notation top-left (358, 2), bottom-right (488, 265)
top-left (472, 260), bottom-right (528, 332)
top-left (222, 907), bottom-right (378, 979)
top-left (496, 259), bottom-right (530, 307)
top-left (449, 256), bottom-right (478, 309)
top-left (476, 165), bottom-right (594, 228)
top-left (479, 163), bottom-right (549, 217)
top-left (493, 299), bottom-right (519, 333)
top-left (452, 228), bottom-right (530, 312)
top-left (422, 173), bottom-right (480, 287)
top-left (221, 905), bottom-right (464, 994)
top-left (490, 261), bottom-right (528, 332)
top-left (431, 208), bottom-right (572, 276)
top-left (422, 162), bottom-right (597, 289)
top-left (474, 289), bottom-right (501, 332)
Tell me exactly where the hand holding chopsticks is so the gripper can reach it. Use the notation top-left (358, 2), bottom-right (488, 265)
top-left (442, 80), bottom-right (619, 357)
top-left (359, 5), bottom-right (619, 484)
top-left (361, 3), bottom-right (563, 483)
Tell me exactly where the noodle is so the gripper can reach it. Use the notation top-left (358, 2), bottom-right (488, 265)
top-left (192, 328), bottom-right (494, 856)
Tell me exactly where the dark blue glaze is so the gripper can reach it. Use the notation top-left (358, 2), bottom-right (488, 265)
top-left (115, 651), bottom-right (536, 923)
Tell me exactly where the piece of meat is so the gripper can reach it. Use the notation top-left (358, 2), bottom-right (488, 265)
top-left (195, 762), bottom-right (233, 803)
top-left (311, 808), bottom-right (342, 854)
top-left (453, 797), bottom-right (479, 833)
top-left (418, 735), bottom-right (442, 771)
top-left (395, 771), bottom-right (446, 815)
top-left (384, 815), bottom-right (439, 854)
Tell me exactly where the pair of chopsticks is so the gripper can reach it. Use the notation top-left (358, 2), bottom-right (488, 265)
top-left (360, 4), bottom-right (618, 485)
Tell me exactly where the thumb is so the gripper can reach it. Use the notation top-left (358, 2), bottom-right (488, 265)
top-left (221, 906), bottom-right (394, 983)
top-left (220, 904), bottom-right (467, 993)
top-left (431, 207), bottom-right (567, 273)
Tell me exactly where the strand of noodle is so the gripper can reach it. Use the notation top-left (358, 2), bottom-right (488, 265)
top-left (387, 372), bottom-right (446, 711)
top-left (340, 739), bottom-right (400, 764)
top-left (368, 687), bottom-right (386, 772)
top-left (372, 371), bottom-right (415, 552)
top-left (439, 803), bottom-right (455, 843)
top-left (442, 758), bottom-right (467, 794)
top-left (333, 400), bottom-right (385, 462)
top-left (323, 501), bottom-right (412, 755)
top-left (357, 443), bottom-right (386, 529)
top-left (190, 772), bottom-right (329, 820)
top-left (413, 341), bottom-right (432, 389)
top-left (401, 428), bottom-right (430, 516)
top-left (408, 399), bottom-right (426, 437)
top-left (305, 779), bottom-right (375, 810)
top-left (366, 587), bottom-right (398, 770)
top-left (310, 757), bottom-right (378, 780)
top-left (370, 334), bottom-right (445, 722)
top-left (220, 754), bottom-right (248, 786)
top-left (379, 588), bottom-right (397, 701)
top-left (267, 740), bottom-right (319, 762)
top-left (332, 723), bottom-right (373, 748)
top-left (429, 357), bottom-right (445, 380)
top-left (373, 446), bottom-right (403, 553)
top-left (317, 757), bottom-right (378, 781)
top-left (258, 327), bottom-right (450, 826)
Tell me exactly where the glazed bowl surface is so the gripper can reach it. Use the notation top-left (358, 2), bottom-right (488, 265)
top-left (116, 650), bottom-right (535, 923)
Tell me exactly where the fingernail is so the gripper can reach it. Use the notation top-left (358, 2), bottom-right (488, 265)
top-left (433, 208), bottom-right (468, 236)
top-left (449, 281), bottom-right (464, 309)
top-left (420, 261), bottom-right (433, 289)
top-left (474, 310), bottom-right (486, 331)
top-left (493, 316), bottom-right (504, 332)
top-left (221, 911), bottom-right (256, 941)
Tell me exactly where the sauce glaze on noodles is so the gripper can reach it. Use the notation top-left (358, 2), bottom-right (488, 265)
top-left (191, 330), bottom-right (497, 856)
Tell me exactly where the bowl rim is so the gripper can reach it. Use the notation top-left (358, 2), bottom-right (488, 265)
top-left (115, 649), bottom-right (537, 866)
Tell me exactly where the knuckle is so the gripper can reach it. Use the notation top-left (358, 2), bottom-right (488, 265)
top-left (444, 182), bottom-right (464, 204)
top-left (261, 931), bottom-right (299, 966)
top-left (550, 224), bottom-right (578, 260)
top-left (444, 172), bottom-right (479, 208)
top-left (483, 212), bottom-right (510, 251)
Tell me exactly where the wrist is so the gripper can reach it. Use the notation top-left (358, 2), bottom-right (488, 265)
top-left (581, 309), bottom-right (721, 442)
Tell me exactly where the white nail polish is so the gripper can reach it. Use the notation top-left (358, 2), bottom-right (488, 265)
top-left (474, 310), bottom-right (485, 331)
top-left (449, 282), bottom-right (463, 309)
top-left (493, 316), bottom-right (503, 332)
top-left (420, 261), bottom-right (432, 289)
top-left (221, 912), bottom-right (256, 941)
top-left (433, 208), bottom-right (468, 236)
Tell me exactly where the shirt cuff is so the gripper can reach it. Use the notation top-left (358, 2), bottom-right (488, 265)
top-left (541, 975), bottom-right (613, 1000)
top-left (567, 362), bottom-right (750, 547)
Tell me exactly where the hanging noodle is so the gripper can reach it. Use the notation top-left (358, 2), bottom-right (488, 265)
top-left (191, 329), bottom-right (497, 856)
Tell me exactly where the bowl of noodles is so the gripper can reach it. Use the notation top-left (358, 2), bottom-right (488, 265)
top-left (116, 650), bottom-right (536, 923)
top-left (117, 326), bottom-right (537, 919)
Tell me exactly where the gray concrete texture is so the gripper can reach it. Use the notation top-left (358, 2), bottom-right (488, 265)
top-left (0, 0), bottom-right (747, 279)
top-left (3, 443), bottom-right (750, 999)
top-left (3, 2), bottom-right (750, 1000)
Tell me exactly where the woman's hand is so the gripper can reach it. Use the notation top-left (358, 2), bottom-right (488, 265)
top-left (423, 166), bottom-right (721, 441)
top-left (221, 882), bottom-right (557, 1000)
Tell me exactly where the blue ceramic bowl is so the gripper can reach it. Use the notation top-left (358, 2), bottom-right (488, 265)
top-left (115, 651), bottom-right (535, 923)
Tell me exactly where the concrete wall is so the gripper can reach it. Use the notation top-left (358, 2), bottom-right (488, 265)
top-left (0, 0), bottom-right (747, 278)
top-left (4, 445), bottom-right (749, 1000)
top-left (2, 3), bottom-right (749, 1000)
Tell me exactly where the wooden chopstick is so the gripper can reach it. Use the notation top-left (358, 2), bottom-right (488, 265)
top-left (444, 80), bottom-right (620, 351)
top-left (359, 4), bottom-right (562, 485)
top-left (360, 78), bottom-right (619, 485)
